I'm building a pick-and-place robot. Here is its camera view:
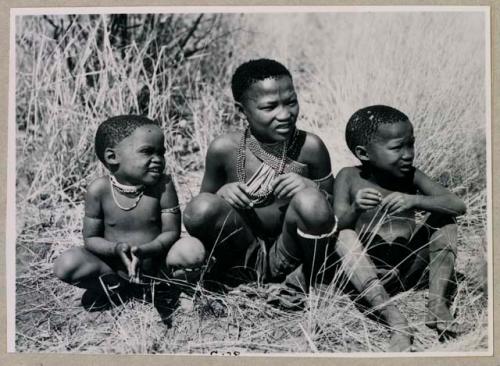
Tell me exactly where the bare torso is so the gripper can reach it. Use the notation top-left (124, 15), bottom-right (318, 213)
top-left (224, 133), bottom-right (310, 238)
top-left (348, 167), bottom-right (418, 245)
top-left (95, 176), bottom-right (173, 272)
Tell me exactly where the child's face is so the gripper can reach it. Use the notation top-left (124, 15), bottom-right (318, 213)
top-left (113, 124), bottom-right (166, 186)
top-left (365, 120), bottom-right (415, 179)
top-left (238, 75), bottom-right (299, 143)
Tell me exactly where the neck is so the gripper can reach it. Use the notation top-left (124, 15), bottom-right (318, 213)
top-left (248, 127), bottom-right (295, 145)
top-left (362, 166), bottom-right (410, 191)
top-left (110, 175), bottom-right (144, 194)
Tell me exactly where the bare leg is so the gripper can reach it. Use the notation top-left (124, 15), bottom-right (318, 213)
top-left (183, 193), bottom-right (256, 284)
top-left (53, 247), bottom-right (116, 291)
top-left (424, 218), bottom-right (460, 335)
top-left (336, 229), bottom-right (413, 352)
top-left (397, 213), bottom-right (460, 336)
top-left (165, 236), bottom-right (206, 286)
top-left (273, 188), bottom-right (336, 286)
top-left (53, 247), bottom-right (126, 311)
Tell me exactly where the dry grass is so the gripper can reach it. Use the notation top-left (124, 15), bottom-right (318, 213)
top-left (14, 12), bottom-right (489, 354)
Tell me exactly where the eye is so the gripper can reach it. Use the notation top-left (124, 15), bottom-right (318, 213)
top-left (288, 99), bottom-right (298, 106)
top-left (390, 144), bottom-right (402, 150)
top-left (139, 147), bottom-right (154, 154)
top-left (259, 105), bottom-right (275, 111)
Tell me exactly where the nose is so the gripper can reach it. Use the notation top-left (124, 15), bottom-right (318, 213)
top-left (151, 153), bottom-right (164, 164)
top-left (276, 105), bottom-right (291, 121)
top-left (402, 146), bottom-right (414, 161)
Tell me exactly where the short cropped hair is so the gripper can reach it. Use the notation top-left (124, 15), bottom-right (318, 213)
top-left (95, 115), bottom-right (159, 165)
top-left (231, 59), bottom-right (292, 103)
top-left (345, 105), bottom-right (410, 154)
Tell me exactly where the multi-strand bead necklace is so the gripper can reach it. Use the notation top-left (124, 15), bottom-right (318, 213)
top-left (236, 127), bottom-right (301, 206)
top-left (109, 175), bottom-right (145, 211)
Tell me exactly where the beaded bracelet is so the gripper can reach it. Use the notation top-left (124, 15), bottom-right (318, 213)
top-left (161, 205), bottom-right (180, 214)
top-left (296, 216), bottom-right (338, 240)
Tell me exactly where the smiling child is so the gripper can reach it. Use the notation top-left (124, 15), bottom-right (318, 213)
top-left (183, 59), bottom-right (337, 288)
top-left (54, 115), bottom-right (205, 315)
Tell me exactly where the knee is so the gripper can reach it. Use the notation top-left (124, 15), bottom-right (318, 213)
top-left (166, 236), bottom-right (206, 269)
top-left (429, 223), bottom-right (458, 255)
top-left (336, 229), bottom-right (366, 258)
top-left (290, 188), bottom-right (334, 233)
top-left (53, 248), bottom-right (82, 283)
top-left (183, 193), bottom-right (222, 234)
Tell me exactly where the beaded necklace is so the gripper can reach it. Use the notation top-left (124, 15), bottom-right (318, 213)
top-left (109, 175), bottom-right (145, 211)
top-left (236, 128), bottom-right (299, 205)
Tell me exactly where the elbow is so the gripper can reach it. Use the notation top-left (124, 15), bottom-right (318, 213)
top-left (172, 230), bottom-right (181, 242)
top-left (456, 201), bottom-right (467, 216)
top-left (449, 197), bottom-right (466, 216)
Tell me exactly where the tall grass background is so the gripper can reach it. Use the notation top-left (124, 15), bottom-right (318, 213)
top-left (14, 11), bottom-right (489, 353)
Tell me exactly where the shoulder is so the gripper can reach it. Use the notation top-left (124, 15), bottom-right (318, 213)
top-left (337, 166), bottom-right (361, 180)
top-left (86, 176), bottom-right (109, 198)
top-left (336, 166), bottom-right (363, 187)
top-left (412, 167), bottom-right (429, 181)
top-left (148, 173), bottom-right (177, 197)
top-left (207, 133), bottom-right (240, 156)
top-left (84, 177), bottom-right (108, 216)
top-left (297, 130), bottom-right (330, 168)
top-left (156, 174), bottom-right (179, 206)
top-left (410, 167), bottom-right (436, 191)
top-left (300, 131), bottom-right (328, 154)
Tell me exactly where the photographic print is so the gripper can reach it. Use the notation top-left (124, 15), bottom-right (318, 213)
top-left (8, 6), bottom-right (491, 356)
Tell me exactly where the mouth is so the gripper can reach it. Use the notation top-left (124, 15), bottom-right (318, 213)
top-left (399, 164), bottom-right (413, 172)
top-left (275, 124), bottom-right (293, 135)
top-left (148, 166), bottom-right (163, 175)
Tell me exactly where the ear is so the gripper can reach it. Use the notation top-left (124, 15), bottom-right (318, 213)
top-left (104, 147), bottom-right (119, 166)
top-left (354, 145), bottom-right (370, 162)
top-left (235, 101), bottom-right (247, 118)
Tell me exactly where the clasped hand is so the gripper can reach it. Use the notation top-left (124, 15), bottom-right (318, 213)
top-left (115, 242), bottom-right (143, 283)
top-left (355, 188), bottom-right (415, 215)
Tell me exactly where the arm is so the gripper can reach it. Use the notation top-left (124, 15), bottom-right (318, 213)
top-left (333, 168), bottom-right (357, 230)
top-left (201, 135), bottom-right (252, 209)
top-left (411, 169), bottom-right (466, 215)
top-left (82, 178), bottom-right (118, 257)
top-left (133, 175), bottom-right (181, 258)
top-left (333, 168), bottom-right (382, 229)
top-left (200, 136), bottom-right (230, 194)
top-left (307, 133), bottom-right (334, 196)
top-left (380, 168), bottom-right (466, 216)
top-left (273, 133), bottom-right (334, 199)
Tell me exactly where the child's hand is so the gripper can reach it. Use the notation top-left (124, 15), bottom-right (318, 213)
top-left (217, 182), bottom-right (253, 209)
top-left (380, 192), bottom-right (415, 215)
top-left (272, 173), bottom-right (316, 199)
top-left (115, 242), bottom-right (133, 270)
top-left (129, 246), bottom-right (142, 283)
top-left (354, 188), bottom-right (382, 211)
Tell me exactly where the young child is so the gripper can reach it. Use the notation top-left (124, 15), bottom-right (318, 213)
top-left (334, 105), bottom-right (466, 337)
top-left (183, 60), bottom-right (411, 351)
top-left (53, 115), bottom-right (205, 315)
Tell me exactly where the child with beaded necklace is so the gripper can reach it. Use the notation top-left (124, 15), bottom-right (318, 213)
top-left (54, 115), bottom-right (205, 315)
top-left (184, 59), bottom-right (410, 351)
top-left (184, 59), bottom-right (335, 288)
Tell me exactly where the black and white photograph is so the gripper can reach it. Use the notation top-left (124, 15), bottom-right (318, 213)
top-left (8, 6), bottom-right (491, 356)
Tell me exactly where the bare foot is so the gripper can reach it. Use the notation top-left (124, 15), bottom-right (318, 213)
top-left (382, 305), bottom-right (414, 352)
top-left (388, 329), bottom-right (414, 352)
top-left (426, 299), bottom-right (461, 337)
